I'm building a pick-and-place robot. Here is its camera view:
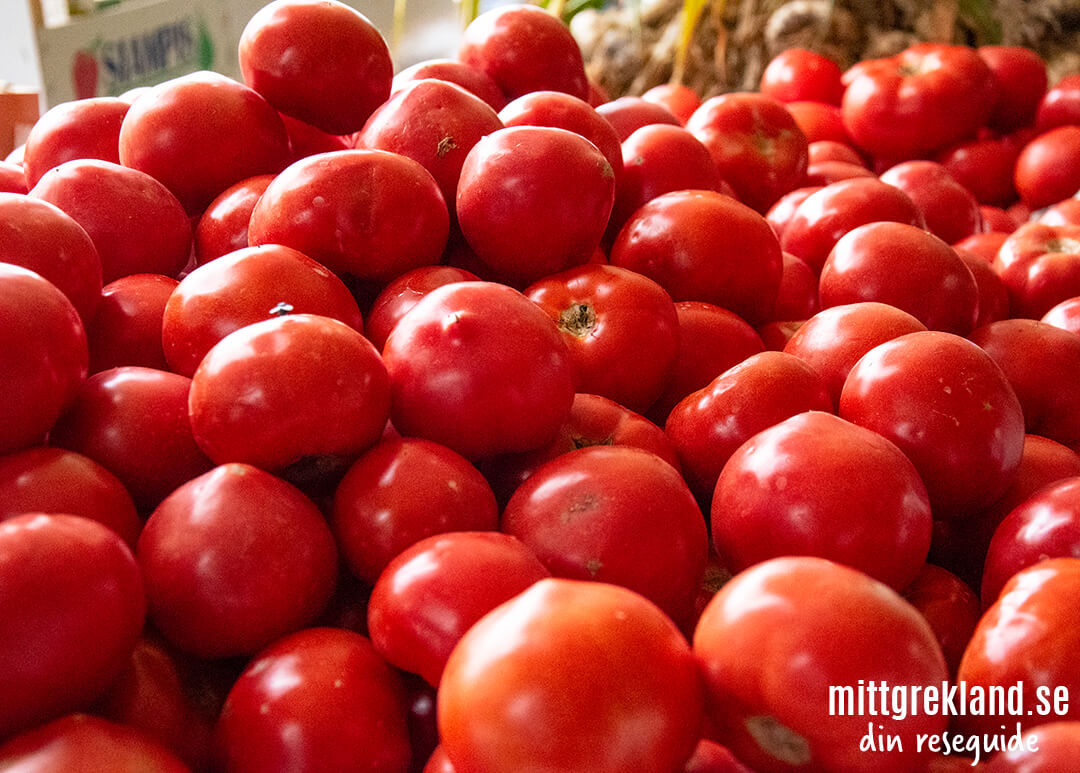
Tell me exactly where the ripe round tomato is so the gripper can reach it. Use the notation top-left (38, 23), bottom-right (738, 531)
top-left (192, 174), bottom-right (274, 265)
top-left (936, 131), bottom-right (1025, 207)
top-left (392, 58), bottom-right (507, 111)
top-left (983, 722), bottom-right (1080, 771)
top-left (438, 578), bottom-right (704, 773)
top-left (771, 251), bottom-right (820, 320)
top-left (878, 159), bottom-right (984, 244)
top-left (596, 96), bottom-right (682, 142)
top-left (86, 274), bottom-right (176, 373)
top-left (760, 48), bottom-right (844, 106)
top-left (137, 464), bottom-right (338, 657)
top-left (1015, 125), bottom-right (1080, 210)
top-left (21, 97), bottom-right (129, 188)
top-left (993, 222), bottom-right (1080, 319)
top-left (959, 248), bottom-right (1011, 328)
top-left (1035, 73), bottom-right (1080, 133)
top-left (381, 281), bottom-right (575, 459)
top-left (901, 563), bottom-right (981, 677)
top-left (215, 627), bottom-right (411, 773)
top-left (238, 0), bottom-right (392, 135)
top-left (364, 266), bottom-right (479, 351)
top-left (785, 101), bottom-right (850, 145)
top-left (641, 83), bottom-right (702, 125)
top-left (1042, 295), bottom-right (1080, 335)
top-left (0, 161), bottom-right (25, 193)
top-left (978, 45), bottom-right (1047, 133)
top-left (188, 313), bottom-right (389, 472)
top-left (0, 514), bottom-right (145, 738)
top-left (694, 556), bottom-right (948, 772)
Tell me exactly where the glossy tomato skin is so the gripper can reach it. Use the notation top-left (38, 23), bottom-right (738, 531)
top-left (0, 446), bottom-right (140, 547)
top-left (1014, 125), bottom-right (1080, 210)
top-left (641, 83), bottom-right (702, 125)
top-left (957, 558), bottom-right (1080, 735)
top-left (1042, 295), bottom-right (1080, 335)
top-left (665, 351), bottom-right (833, 501)
top-left (0, 263), bottom-right (87, 456)
top-left (759, 48), bottom-right (844, 106)
top-left (502, 445), bottom-right (708, 626)
top-left (0, 192), bottom-right (102, 325)
top-left (785, 101), bottom-right (850, 145)
top-left (188, 314), bottom-right (389, 472)
top-left (902, 563), bottom-right (981, 677)
top-left (87, 274), bottom-right (177, 373)
top-left (610, 190), bottom-right (783, 324)
top-left (596, 97), bottom-right (682, 142)
top-left (712, 411), bottom-right (932, 590)
top-left (162, 245), bottom-right (363, 377)
top-left (118, 71), bottom-right (290, 215)
top-left (0, 514), bottom-right (145, 738)
top-left (239, 0), bottom-right (392, 135)
top-left (392, 58), bottom-right (507, 111)
top-left (839, 331), bottom-right (1025, 518)
top-left (1039, 197), bottom-right (1080, 227)
top-left (137, 464), bottom-right (337, 657)
top-left (456, 126), bottom-right (614, 285)
top-left (841, 44), bottom-right (996, 159)
top-left (959, 248), bottom-right (1012, 328)
top-left (438, 578), bottom-right (704, 773)
top-left (771, 251), bottom-right (819, 320)
top-left (49, 366), bottom-right (212, 512)
top-left (0, 714), bottom-right (190, 773)
top-left (878, 160), bottom-right (984, 244)
top-left (983, 722), bottom-right (1080, 771)
top-left (192, 174), bottom-right (274, 265)
top-left (382, 282), bottom-right (575, 460)
top-left (978, 45), bottom-right (1048, 133)
top-left (819, 221), bottom-right (979, 334)
top-left (525, 264), bottom-right (679, 414)
top-left (686, 93), bottom-right (809, 213)
top-left (694, 556), bottom-right (948, 772)
top-left (993, 222), bottom-right (1080, 319)
top-left (365, 266), bottom-right (479, 351)
top-left (21, 97), bottom-right (129, 188)
top-left (0, 161), bottom-right (25, 193)
top-left (215, 627), bottom-right (411, 773)
top-left (368, 531), bottom-right (550, 686)
top-left (331, 436), bottom-right (500, 585)
top-left (1035, 73), bottom-right (1080, 133)
top-left (249, 149), bottom-right (448, 282)
top-left (682, 739), bottom-right (756, 773)
top-left (936, 132), bottom-right (1025, 207)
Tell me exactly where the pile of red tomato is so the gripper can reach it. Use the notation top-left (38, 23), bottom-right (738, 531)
top-left (3, 0), bottom-right (1080, 770)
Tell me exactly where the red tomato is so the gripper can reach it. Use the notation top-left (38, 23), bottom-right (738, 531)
top-left (983, 721), bottom-right (1080, 771)
top-left (641, 83), bottom-right (702, 125)
top-left (596, 96), bottom-right (682, 142)
top-left (392, 58), bottom-right (507, 111)
top-left (86, 273), bottom-right (176, 373)
top-left (525, 264), bottom-right (679, 413)
top-left (331, 436), bottom-right (500, 585)
top-left (902, 563), bottom-right (981, 676)
top-left (839, 331), bottom-right (1026, 518)
top-left (878, 159), bottom-right (985, 243)
top-left (118, 71), bottom-right (290, 215)
top-left (1014, 125), bottom-right (1080, 210)
top-left (21, 97), bottom-right (129, 188)
top-left (694, 556), bottom-right (948, 772)
top-left (819, 221), bottom-right (979, 334)
top-left (0, 160), bottom-right (26, 193)
top-left (686, 92), bottom-right (809, 213)
top-left (785, 101), bottom-right (850, 145)
top-left (458, 4), bottom-right (588, 101)
top-left (610, 189), bottom-right (782, 325)
top-left (357, 78), bottom-right (504, 217)
top-left (0, 263), bottom-right (87, 456)
top-left (49, 366), bottom-right (212, 511)
top-left (188, 313), bottom-right (389, 472)
top-left (958, 248), bottom-right (1012, 328)
top-left (1035, 73), bottom-right (1080, 133)
top-left (936, 132), bottom-right (1026, 206)
top-left (381, 281), bottom-right (575, 459)
top-left (238, 0), bottom-right (392, 135)
top-left (162, 245), bottom-right (362, 377)
top-left (279, 112), bottom-right (351, 162)
top-left (0, 192), bottom-right (102, 325)
top-left (0, 514), bottom-right (144, 738)
top-left (502, 445), bottom-right (708, 625)
top-left (368, 531), bottom-right (549, 686)
top-left (783, 301), bottom-right (927, 405)
top-left (665, 351), bottom-right (833, 501)
top-left (365, 266), bottom-right (479, 351)
top-left (438, 578), bottom-right (703, 773)
top-left (0, 446), bottom-right (140, 547)
top-left (682, 738), bottom-right (756, 773)
top-left (978, 46), bottom-right (1048, 132)
top-left (29, 159), bottom-right (193, 282)
top-left (771, 251), bottom-right (820, 320)
top-left (765, 185), bottom-right (821, 240)
top-left (215, 627), bottom-right (411, 773)
top-left (137, 464), bottom-right (337, 657)
top-left (760, 48), bottom-right (845, 106)
top-left (957, 558), bottom-right (1080, 735)
top-left (982, 205), bottom-right (1021, 232)
top-left (1042, 295), bottom-right (1080, 335)
top-left (757, 319), bottom-right (805, 351)
top-left (994, 222), bottom-right (1080, 318)
top-left (804, 158), bottom-right (875, 186)
top-left (841, 44), bottom-right (996, 159)
top-left (248, 149), bottom-right (448, 282)
top-left (1038, 197), bottom-right (1080, 227)
top-left (456, 126), bottom-right (614, 285)
top-left (0, 714), bottom-right (189, 773)
top-left (808, 140), bottom-right (865, 166)
top-left (192, 174), bottom-right (274, 265)
top-left (957, 230), bottom-right (1011, 262)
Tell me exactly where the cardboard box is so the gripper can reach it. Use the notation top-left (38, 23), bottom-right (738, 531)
top-left (0, 87), bottom-right (39, 158)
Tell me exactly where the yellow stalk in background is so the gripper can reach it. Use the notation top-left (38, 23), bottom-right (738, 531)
top-left (672, 0), bottom-right (713, 86)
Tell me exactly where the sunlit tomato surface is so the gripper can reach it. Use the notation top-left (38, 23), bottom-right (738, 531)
top-left (685, 92), bottom-right (808, 213)
top-left (0, 514), bottom-right (144, 738)
top-left (1035, 73), bottom-right (1080, 133)
top-left (248, 149), bottom-right (448, 282)
top-left (596, 96), bottom-right (683, 142)
top-left (502, 445), bottom-right (707, 625)
top-left (0, 161), bottom-right (25, 193)
top-left (665, 351), bottom-right (833, 500)
top-left (49, 366), bottom-right (212, 512)
top-left (841, 43), bottom-right (996, 159)
top-left (1014, 125), bottom-right (1080, 210)
top-left (681, 739), bottom-right (757, 773)
top-left (901, 563), bottom-right (981, 676)
top-left (1042, 295), bottom-right (1080, 335)
top-left (188, 314), bottom-right (389, 472)
top-left (0, 714), bottom-right (190, 773)
top-left (978, 45), bottom-right (1047, 133)
top-left (118, 70), bottom-right (290, 214)
top-left (382, 282), bottom-right (574, 460)
top-left (936, 132), bottom-right (1025, 206)
top-left (957, 558), bottom-right (1080, 735)
top-left (368, 531), bottom-right (549, 687)
top-left (192, 174), bottom-right (274, 265)
top-left (694, 556), bottom-right (949, 772)
top-left (610, 189), bottom-right (782, 324)
top-left (238, 0), bottom-right (392, 135)
top-left (87, 274), bottom-right (177, 373)
top-left (279, 112), bottom-right (351, 162)
top-left (839, 331), bottom-right (1025, 518)
top-left (21, 97), bottom-right (129, 188)
top-left (365, 266), bottom-right (479, 351)
top-left (0, 446), bottom-right (140, 547)
top-left (216, 627), bottom-right (411, 773)
top-left (331, 436), bottom-right (499, 585)
top-left (0, 192), bottom-right (102, 325)
top-left (983, 722), bottom-right (1080, 772)
top-left (137, 464), bottom-right (337, 657)
top-left (458, 4), bottom-right (588, 100)
top-left (162, 245), bottom-right (363, 377)
top-left (391, 58), bottom-right (507, 111)
top-left (759, 48), bottom-right (844, 106)
top-left (1038, 197), bottom-right (1080, 227)
top-left (438, 578), bottom-right (703, 773)
top-left (525, 264), bottom-right (679, 413)
top-left (959, 248), bottom-right (1011, 329)
top-left (641, 83), bottom-right (702, 125)
top-left (770, 251), bottom-right (819, 320)
top-left (993, 222), bottom-right (1080, 319)
top-left (784, 101), bottom-right (850, 146)
top-left (878, 160), bottom-right (984, 244)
